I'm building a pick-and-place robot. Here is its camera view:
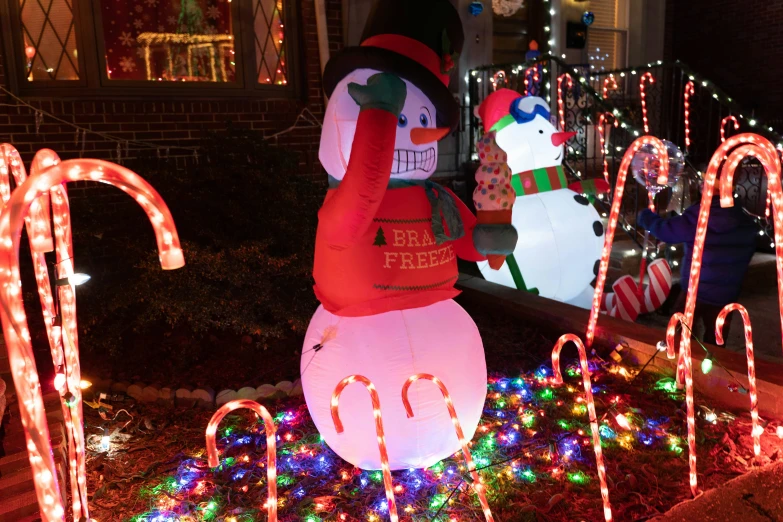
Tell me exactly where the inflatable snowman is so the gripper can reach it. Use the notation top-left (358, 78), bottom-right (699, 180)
top-left (301, 0), bottom-right (515, 470)
top-left (475, 90), bottom-right (606, 308)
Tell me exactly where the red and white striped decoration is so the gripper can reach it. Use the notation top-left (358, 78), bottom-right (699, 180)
top-left (601, 259), bottom-right (672, 321)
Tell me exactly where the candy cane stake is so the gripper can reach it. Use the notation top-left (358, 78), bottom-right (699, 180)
top-left (206, 400), bottom-right (277, 521)
top-left (0, 159), bottom-right (184, 521)
top-left (640, 72), bottom-right (655, 134)
top-left (721, 116), bottom-right (739, 143)
top-left (524, 66), bottom-right (540, 96)
top-left (597, 113), bottom-right (618, 184)
top-left (557, 73), bottom-right (573, 132)
top-left (587, 136), bottom-right (670, 347)
top-left (551, 334), bottom-right (613, 522)
top-left (331, 375), bottom-right (398, 522)
top-left (659, 133), bottom-right (783, 496)
top-left (684, 81), bottom-right (696, 153)
top-left (401, 374), bottom-right (494, 522)
top-left (602, 75), bottom-right (618, 100)
top-left (715, 304), bottom-right (761, 460)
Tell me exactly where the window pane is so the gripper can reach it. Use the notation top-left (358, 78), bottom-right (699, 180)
top-left (253, 0), bottom-right (287, 85)
top-left (99, 0), bottom-right (235, 82)
top-left (20, 0), bottom-right (80, 81)
top-left (587, 29), bottom-right (626, 71)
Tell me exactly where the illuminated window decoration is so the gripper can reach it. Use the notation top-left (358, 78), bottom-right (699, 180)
top-left (401, 374), bottom-right (495, 522)
top-left (253, 0), bottom-right (288, 85)
top-left (683, 81), bottom-right (695, 153)
top-left (639, 72), bottom-right (654, 134)
top-left (587, 136), bottom-right (670, 347)
top-left (99, 0), bottom-right (234, 82)
top-left (663, 133), bottom-right (783, 497)
top-left (551, 334), bottom-right (613, 522)
top-left (556, 73), bottom-right (573, 131)
top-left (0, 155), bottom-right (185, 521)
top-left (331, 375), bottom-right (399, 522)
top-left (206, 400), bottom-right (278, 521)
top-left (19, 0), bottom-right (79, 81)
top-left (720, 115), bottom-right (739, 143)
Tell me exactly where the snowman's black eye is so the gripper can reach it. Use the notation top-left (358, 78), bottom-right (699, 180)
top-left (420, 113), bottom-right (429, 127)
top-left (539, 130), bottom-right (544, 134)
top-left (398, 114), bottom-right (408, 128)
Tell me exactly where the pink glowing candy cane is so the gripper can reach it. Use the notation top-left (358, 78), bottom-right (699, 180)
top-left (401, 374), bottom-right (495, 522)
top-left (0, 159), bottom-right (184, 521)
top-left (206, 400), bottom-right (277, 520)
top-left (551, 334), bottom-right (613, 522)
top-left (640, 72), bottom-right (655, 134)
top-left (715, 304), bottom-right (761, 459)
top-left (524, 66), bottom-right (540, 96)
top-left (597, 113), bottom-right (618, 184)
top-left (331, 375), bottom-right (398, 522)
top-left (557, 73), bottom-right (573, 131)
top-left (684, 81), bottom-right (696, 153)
top-left (602, 75), bottom-right (618, 100)
top-left (661, 133), bottom-right (782, 496)
top-left (721, 116), bottom-right (739, 143)
top-left (491, 70), bottom-right (506, 91)
top-left (587, 136), bottom-right (670, 347)
top-left (664, 312), bottom-right (688, 387)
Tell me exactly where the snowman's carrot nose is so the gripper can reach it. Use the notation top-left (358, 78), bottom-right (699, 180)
top-left (411, 127), bottom-right (450, 145)
top-left (552, 131), bottom-right (576, 146)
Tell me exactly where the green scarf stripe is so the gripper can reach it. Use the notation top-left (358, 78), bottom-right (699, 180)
top-left (505, 254), bottom-right (539, 295)
top-left (510, 174), bottom-right (525, 196)
top-left (554, 165), bottom-right (567, 187)
top-left (510, 165), bottom-right (567, 197)
top-left (532, 168), bottom-right (552, 193)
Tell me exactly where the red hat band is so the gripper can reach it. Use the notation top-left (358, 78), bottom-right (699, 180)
top-left (362, 34), bottom-right (451, 87)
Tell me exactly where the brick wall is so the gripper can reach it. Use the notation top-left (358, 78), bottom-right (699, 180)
top-left (0, 0), bottom-right (343, 175)
top-left (665, 0), bottom-right (783, 120)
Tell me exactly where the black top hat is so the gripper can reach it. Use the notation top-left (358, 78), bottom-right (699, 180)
top-left (323, 0), bottom-right (464, 130)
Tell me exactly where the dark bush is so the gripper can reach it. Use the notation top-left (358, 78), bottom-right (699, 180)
top-left (74, 127), bottom-right (323, 359)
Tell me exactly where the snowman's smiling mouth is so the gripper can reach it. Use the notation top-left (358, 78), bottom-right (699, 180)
top-left (555, 151), bottom-right (563, 161)
top-left (392, 148), bottom-right (436, 175)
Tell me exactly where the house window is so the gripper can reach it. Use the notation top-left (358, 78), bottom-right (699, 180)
top-left (2, 0), bottom-right (296, 95)
top-left (98, 0), bottom-right (236, 82)
top-left (20, 0), bottom-right (80, 81)
top-left (586, 0), bottom-right (628, 71)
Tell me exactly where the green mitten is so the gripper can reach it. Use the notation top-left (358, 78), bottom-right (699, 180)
top-left (348, 73), bottom-right (407, 116)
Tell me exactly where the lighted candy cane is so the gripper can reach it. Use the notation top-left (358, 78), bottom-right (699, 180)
top-left (551, 334), bottom-right (612, 522)
top-left (661, 133), bottom-right (782, 496)
top-left (684, 81), bottom-right (695, 153)
top-left (587, 136), bottom-right (669, 347)
top-left (401, 374), bottom-right (494, 522)
top-left (557, 73), bottom-right (573, 131)
top-left (491, 70), bottom-right (506, 91)
top-left (602, 75), bottom-right (618, 100)
top-left (206, 400), bottom-right (277, 521)
top-left (524, 66), bottom-right (540, 96)
top-left (640, 72), bottom-right (655, 134)
top-left (0, 147), bottom-right (89, 519)
top-left (0, 159), bottom-right (184, 521)
top-left (721, 116), bottom-right (739, 143)
top-left (664, 312), bottom-right (687, 385)
top-left (715, 304), bottom-right (761, 459)
top-left (597, 112), bottom-right (618, 184)
top-left (331, 375), bottom-right (398, 522)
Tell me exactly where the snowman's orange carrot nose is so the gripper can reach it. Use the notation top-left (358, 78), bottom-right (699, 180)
top-left (552, 131), bottom-right (576, 146)
top-left (411, 127), bottom-right (450, 145)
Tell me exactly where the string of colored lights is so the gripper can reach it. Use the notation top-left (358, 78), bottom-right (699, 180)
top-left (557, 73), bottom-right (573, 131)
top-left (586, 136), bottom-right (670, 348)
top-left (597, 113), bottom-right (616, 184)
top-left (524, 66), bottom-right (540, 96)
top-left (401, 374), bottom-right (495, 522)
top-left (640, 72), bottom-right (655, 134)
top-left (331, 375), bottom-right (399, 522)
top-left (683, 81), bottom-right (695, 154)
top-left (0, 158), bottom-right (185, 521)
top-left (715, 304), bottom-right (761, 460)
top-left (206, 400), bottom-right (278, 521)
top-left (721, 115), bottom-right (739, 143)
top-left (551, 334), bottom-right (613, 521)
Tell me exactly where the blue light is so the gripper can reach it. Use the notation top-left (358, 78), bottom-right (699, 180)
top-left (639, 433), bottom-right (654, 446)
top-left (378, 500), bottom-right (389, 513)
top-left (360, 477), bottom-right (369, 487)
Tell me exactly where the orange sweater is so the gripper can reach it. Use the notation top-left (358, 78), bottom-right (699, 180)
top-left (314, 109), bottom-right (483, 317)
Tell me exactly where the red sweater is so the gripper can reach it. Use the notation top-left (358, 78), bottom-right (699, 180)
top-left (314, 109), bottom-right (484, 317)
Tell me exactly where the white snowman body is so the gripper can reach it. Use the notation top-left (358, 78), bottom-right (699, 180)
top-left (478, 97), bottom-right (605, 308)
top-left (303, 69), bottom-right (487, 470)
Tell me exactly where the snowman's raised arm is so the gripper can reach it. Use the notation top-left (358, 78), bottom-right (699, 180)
top-left (318, 74), bottom-right (406, 249)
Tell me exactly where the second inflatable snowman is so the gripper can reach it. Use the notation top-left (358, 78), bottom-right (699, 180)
top-left (476, 89), bottom-right (605, 308)
top-left (300, 0), bottom-right (515, 470)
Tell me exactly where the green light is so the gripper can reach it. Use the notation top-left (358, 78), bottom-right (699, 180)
top-left (483, 434), bottom-right (495, 450)
top-left (568, 471), bottom-right (589, 484)
top-left (371, 471), bottom-right (383, 483)
top-left (429, 493), bottom-right (447, 510)
top-left (277, 474), bottom-right (294, 486)
top-left (654, 378), bottom-right (678, 393)
top-left (701, 357), bottom-right (713, 374)
top-left (222, 427), bottom-right (233, 437)
top-left (305, 516), bottom-right (320, 522)
top-left (539, 388), bottom-right (554, 401)
top-left (496, 399), bottom-right (506, 408)
top-left (521, 410), bottom-right (536, 428)
top-left (521, 469), bottom-right (536, 482)
top-left (513, 378), bottom-right (524, 386)
top-left (573, 404), bottom-right (587, 415)
top-left (670, 444), bottom-right (684, 455)
top-left (557, 419), bottom-right (570, 430)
